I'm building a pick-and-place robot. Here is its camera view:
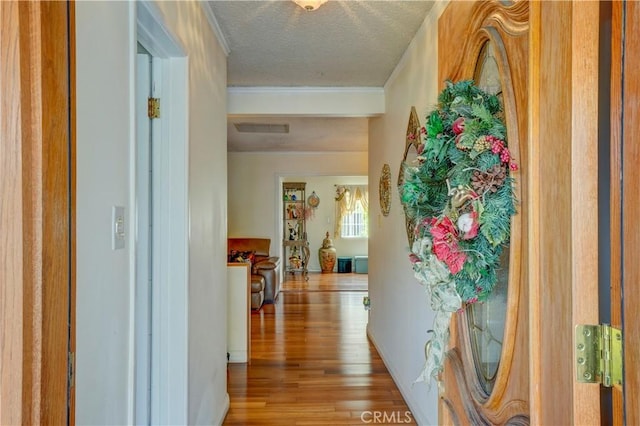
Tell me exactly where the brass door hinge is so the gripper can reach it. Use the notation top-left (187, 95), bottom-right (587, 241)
top-left (576, 324), bottom-right (623, 388)
top-left (148, 97), bottom-right (160, 119)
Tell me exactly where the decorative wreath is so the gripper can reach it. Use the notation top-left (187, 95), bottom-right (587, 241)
top-left (400, 80), bottom-right (518, 385)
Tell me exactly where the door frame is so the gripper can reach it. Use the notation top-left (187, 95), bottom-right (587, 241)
top-left (0, 2), bottom-right (73, 424)
top-left (134, 2), bottom-right (189, 424)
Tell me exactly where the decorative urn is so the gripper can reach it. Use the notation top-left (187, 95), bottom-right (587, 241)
top-left (318, 231), bottom-right (337, 273)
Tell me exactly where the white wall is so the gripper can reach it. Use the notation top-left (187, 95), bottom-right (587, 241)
top-left (76, 3), bottom-right (134, 423)
top-left (367, 2), bottom-right (448, 425)
top-left (76, 1), bottom-right (228, 424)
top-left (228, 152), bottom-right (367, 269)
top-left (285, 175), bottom-right (368, 272)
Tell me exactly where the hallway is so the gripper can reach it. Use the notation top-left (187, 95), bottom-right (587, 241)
top-left (224, 273), bottom-right (416, 425)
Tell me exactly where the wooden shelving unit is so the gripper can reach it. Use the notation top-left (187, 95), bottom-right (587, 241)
top-left (282, 182), bottom-right (309, 280)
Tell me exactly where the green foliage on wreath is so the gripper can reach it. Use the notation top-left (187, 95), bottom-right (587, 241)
top-left (401, 80), bottom-right (518, 304)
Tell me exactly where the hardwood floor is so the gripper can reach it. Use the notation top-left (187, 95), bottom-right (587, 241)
top-left (281, 271), bottom-right (369, 292)
top-left (224, 272), bottom-right (416, 425)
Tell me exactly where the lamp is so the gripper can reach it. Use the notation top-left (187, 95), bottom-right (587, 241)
top-left (293, 0), bottom-right (327, 12)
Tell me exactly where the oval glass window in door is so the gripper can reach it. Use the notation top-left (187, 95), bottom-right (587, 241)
top-left (466, 40), bottom-right (510, 396)
top-left (467, 249), bottom-right (509, 394)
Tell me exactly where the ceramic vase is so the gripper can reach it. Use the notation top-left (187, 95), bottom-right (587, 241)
top-left (318, 231), bottom-right (337, 273)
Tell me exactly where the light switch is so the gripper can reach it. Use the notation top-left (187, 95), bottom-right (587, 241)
top-left (112, 206), bottom-right (125, 250)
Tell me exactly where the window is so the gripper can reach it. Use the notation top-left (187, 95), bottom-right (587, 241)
top-left (341, 200), bottom-right (368, 238)
top-left (335, 185), bottom-right (368, 238)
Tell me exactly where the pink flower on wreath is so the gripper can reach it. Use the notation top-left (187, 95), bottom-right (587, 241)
top-left (429, 217), bottom-right (466, 275)
top-left (452, 117), bottom-right (465, 135)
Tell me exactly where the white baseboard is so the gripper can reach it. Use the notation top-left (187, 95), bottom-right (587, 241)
top-left (214, 393), bottom-right (230, 426)
top-left (366, 327), bottom-right (435, 425)
top-left (228, 350), bottom-right (248, 363)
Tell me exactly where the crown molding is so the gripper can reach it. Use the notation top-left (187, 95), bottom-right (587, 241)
top-left (201, 1), bottom-right (230, 56)
top-left (227, 86), bottom-right (385, 117)
top-left (228, 86), bottom-right (384, 95)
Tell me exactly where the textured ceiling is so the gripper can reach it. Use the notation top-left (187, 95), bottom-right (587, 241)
top-left (207, 1), bottom-right (435, 152)
top-left (208, 1), bottom-right (435, 87)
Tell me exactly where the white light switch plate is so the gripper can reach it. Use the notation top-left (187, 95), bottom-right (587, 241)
top-left (112, 206), bottom-right (125, 250)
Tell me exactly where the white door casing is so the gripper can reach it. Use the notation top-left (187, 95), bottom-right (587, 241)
top-left (135, 2), bottom-right (189, 424)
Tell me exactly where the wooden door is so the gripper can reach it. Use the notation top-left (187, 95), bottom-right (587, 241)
top-left (437, 1), bottom-right (617, 424)
top-left (437, 2), bottom-right (530, 424)
top-left (611, 1), bottom-right (640, 424)
top-left (0, 1), bottom-right (75, 424)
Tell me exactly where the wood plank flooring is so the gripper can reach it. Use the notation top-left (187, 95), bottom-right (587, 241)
top-left (224, 273), bottom-right (416, 425)
top-left (281, 271), bottom-right (369, 292)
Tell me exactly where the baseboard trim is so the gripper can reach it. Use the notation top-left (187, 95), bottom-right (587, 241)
top-left (228, 350), bottom-right (248, 363)
top-left (366, 327), bottom-right (434, 425)
top-left (214, 393), bottom-right (230, 425)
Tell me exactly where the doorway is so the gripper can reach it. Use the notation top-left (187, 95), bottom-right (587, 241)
top-left (135, 1), bottom-right (189, 423)
top-left (278, 175), bottom-right (369, 276)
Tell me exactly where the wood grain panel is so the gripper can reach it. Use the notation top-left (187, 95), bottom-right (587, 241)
top-left (19, 2), bottom-right (44, 424)
top-left (569, 3), bottom-right (601, 425)
top-left (529, 1), bottom-right (601, 423)
top-left (0, 1), bottom-right (71, 424)
top-left (536, 5), bottom-right (573, 420)
top-left (1, 2), bottom-right (25, 424)
top-left (39, 3), bottom-right (71, 423)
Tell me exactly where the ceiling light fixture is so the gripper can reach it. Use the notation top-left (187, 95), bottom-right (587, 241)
top-left (293, 0), bottom-right (327, 12)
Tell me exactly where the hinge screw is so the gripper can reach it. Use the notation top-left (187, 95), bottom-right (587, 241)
top-left (583, 372), bottom-right (592, 380)
top-left (577, 343), bottom-right (585, 351)
top-left (577, 357), bottom-right (585, 365)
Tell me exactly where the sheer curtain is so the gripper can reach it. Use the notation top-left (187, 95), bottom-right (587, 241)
top-left (334, 185), bottom-right (369, 237)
